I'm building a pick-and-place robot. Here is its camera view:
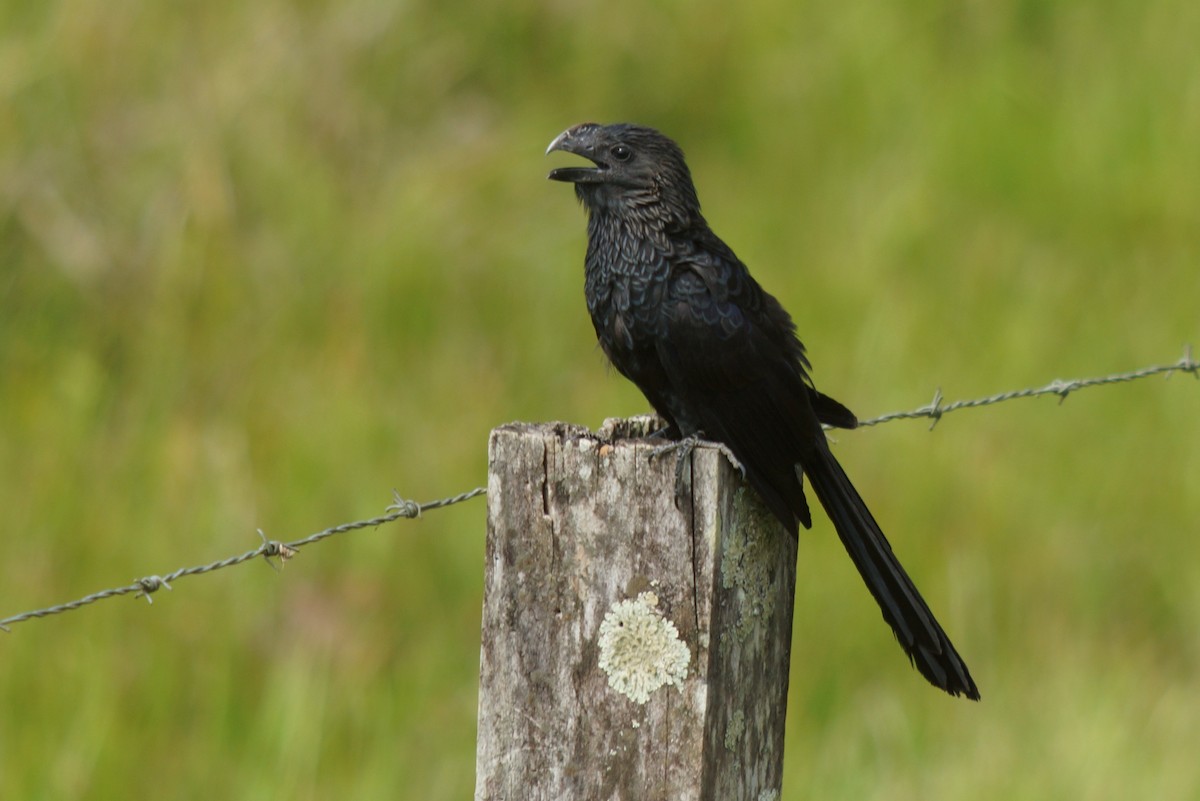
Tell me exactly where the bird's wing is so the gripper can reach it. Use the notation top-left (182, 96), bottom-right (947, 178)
top-left (656, 253), bottom-right (979, 697)
top-left (654, 252), bottom-right (819, 530)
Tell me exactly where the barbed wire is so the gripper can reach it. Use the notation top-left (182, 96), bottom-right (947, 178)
top-left (851, 344), bottom-right (1197, 430)
top-left (1, 347), bottom-right (1195, 632)
top-left (0, 487), bottom-right (486, 632)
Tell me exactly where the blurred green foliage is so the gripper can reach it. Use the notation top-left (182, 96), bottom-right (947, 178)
top-left (1, 1), bottom-right (1197, 798)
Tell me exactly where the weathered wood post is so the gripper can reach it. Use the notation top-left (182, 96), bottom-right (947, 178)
top-left (475, 418), bottom-right (797, 801)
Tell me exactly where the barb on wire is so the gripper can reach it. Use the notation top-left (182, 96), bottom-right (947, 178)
top-left (0, 487), bottom-right (486, 632)
top-left (849, 344), bottom-right (1197, 430)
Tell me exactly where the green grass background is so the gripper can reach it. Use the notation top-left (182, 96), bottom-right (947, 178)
top-left (2, 1), bottom-right (1197, 798)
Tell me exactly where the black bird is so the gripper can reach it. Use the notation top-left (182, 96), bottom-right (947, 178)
top-left (546, 122), bottom-right (979, 700)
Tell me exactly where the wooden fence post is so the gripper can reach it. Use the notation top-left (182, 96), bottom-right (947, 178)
top-left (475, 418), bottom-right (797, 801)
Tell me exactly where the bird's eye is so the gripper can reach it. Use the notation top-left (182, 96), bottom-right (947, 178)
top-left (610, 144), bottom-right (632, 162)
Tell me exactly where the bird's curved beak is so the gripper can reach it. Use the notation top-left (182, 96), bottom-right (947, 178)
top-left (546, 123), bottom-right (606, 183)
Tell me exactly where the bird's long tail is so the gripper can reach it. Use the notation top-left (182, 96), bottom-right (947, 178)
top-left (803, 444), bottom-right (980, 700)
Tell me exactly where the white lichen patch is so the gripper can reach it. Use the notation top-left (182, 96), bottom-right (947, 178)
top-left (597, 591), bottom-right (690, 704)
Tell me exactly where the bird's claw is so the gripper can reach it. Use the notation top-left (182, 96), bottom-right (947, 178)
top-left (651, 434), bottom-right (745, 477)
top-left (649, 434), bottom-right (747, 511)
top-left (649, 433), bottom-right (699, 462)
top-left (649, 435), bottom-right (700, 512)
top-left (712, 441), bottom-right (746, 478)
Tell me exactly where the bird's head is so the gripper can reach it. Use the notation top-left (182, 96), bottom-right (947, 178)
top-left (546, 123), bottom-right (701, 223)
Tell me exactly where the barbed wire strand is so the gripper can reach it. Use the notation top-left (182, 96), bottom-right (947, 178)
top-left (0, 487), bottom-right (485, 632)
top-left (2, 346), bottom-right (1195, 632)
top-left (851, 344), bottom-right (1197, 430)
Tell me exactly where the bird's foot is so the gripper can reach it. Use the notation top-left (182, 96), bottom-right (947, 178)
top-left (713, 441), bottom-right (745, 478)
top-left (651, 434), bottom-right (745, 478)
top-left (649, 433), bottom-right (747, 507)
top-left (649, 435), bottom-right (699, 512)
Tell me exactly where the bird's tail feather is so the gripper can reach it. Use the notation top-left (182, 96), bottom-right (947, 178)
top-left (803, 445), bottom-right (980, 700)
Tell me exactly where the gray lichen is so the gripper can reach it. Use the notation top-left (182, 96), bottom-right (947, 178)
top-left (724, 708), bottom-right (745, 751)
top-left (721, 487), bottom-right (783, 639)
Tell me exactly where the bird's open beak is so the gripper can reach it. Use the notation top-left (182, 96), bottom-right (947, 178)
top-left (546, 123), bottom-right (607, 183)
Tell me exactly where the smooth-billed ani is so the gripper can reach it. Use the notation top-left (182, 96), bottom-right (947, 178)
top-left (546, 122), bottom-right (978, 700)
